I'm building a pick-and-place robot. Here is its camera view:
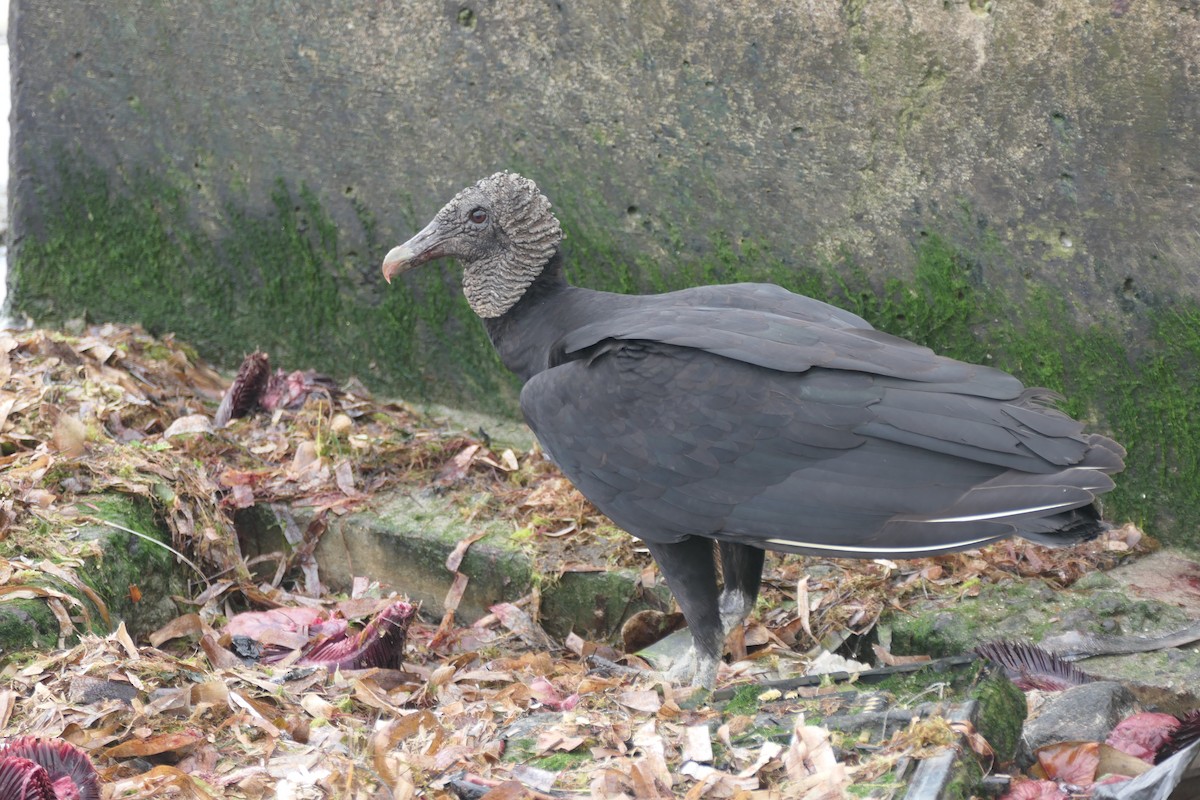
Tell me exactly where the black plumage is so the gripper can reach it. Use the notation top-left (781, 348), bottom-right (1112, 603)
top-left (381, 172), bottom-right (1124, 687)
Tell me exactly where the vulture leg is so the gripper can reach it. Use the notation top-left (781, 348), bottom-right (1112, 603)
top-left (645, 537), bottom-right (724, 687)
top-left (718, 542), bottom-right (765, 638)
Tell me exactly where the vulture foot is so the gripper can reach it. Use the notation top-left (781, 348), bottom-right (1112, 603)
top-left (718, 587), bottom-right (754, 640)
top-left (665, 646), bottom-right (719, 689)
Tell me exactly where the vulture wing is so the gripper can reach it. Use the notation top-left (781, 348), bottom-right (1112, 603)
top-left (559, 303), bottom-right (1022, 397)
top-left (523, 305), bottom-right (1121, 557)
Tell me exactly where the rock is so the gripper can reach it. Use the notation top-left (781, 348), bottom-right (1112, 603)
top-left (971, 671), bottom-right (1027, 765)
top-left (1017, 681), bottom-right (1138, 768)
top-left (238, 489), bottom-right (673, 639)
top-left (1057, 607), bottom-right (1097, 629)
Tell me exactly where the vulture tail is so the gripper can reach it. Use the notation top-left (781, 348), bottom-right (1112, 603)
top-left (1015, 502), bottom-right (1108, 546)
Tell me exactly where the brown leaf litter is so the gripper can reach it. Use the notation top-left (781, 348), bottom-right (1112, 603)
top-left (0, 324), bottom-right (1156, 798)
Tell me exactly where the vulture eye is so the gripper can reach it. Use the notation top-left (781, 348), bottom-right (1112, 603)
top-left (468, 207), bottom-right (488, 225)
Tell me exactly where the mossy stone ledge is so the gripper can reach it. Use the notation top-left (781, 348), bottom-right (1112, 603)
top-left (0, 494), bottom-right (189, 656)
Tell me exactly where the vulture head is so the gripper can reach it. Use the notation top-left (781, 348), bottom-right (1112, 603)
top-left (382, 172), bottom-right (562, 318)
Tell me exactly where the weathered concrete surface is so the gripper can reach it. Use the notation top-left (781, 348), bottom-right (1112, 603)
top-left (240, 494), bottom-right (672, 640)
top-left (7, 1), bottom-right (1200, 541)
top-left (887, 549), bottom-right (1200, 713)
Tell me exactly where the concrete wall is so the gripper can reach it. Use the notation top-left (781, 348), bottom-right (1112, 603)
top-left (6, 1), bottom-right (1200, 541)
top-left (11, 2), bottom-right (1200, 309)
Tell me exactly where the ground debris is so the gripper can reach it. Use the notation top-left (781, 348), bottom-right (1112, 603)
top-left (0, 325), bottom-right (1161, 798)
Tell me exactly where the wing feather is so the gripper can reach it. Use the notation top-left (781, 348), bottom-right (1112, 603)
top-left (560, 305), bottom-right (1023, 398)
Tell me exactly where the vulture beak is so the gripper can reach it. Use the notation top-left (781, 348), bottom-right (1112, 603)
top-left (382, 219), bottom-right (447, 283)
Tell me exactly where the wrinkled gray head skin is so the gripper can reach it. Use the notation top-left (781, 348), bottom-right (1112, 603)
top-left (381, 172), bottom-right (563, 318)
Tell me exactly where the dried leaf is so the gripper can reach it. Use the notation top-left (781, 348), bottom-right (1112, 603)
top-left (491, 602), bottom-right (556, 650)
top-left (105, 730), bottom-right (204, 759)
top-left (38, 559), bottom-right (110, 627)
top-left (795, 576), bottom-right (813, 643)
top-left (163, 414), bottom-right (213, 439)
top-left (509, 764), bottom-right (558, 792)
top-left (436, 443), bottom-right (481, 485)
top-left (53, 412), bottom-right (88, 456)
top-left (535, 729), bottom-right (586, 755)
top-left (334, 459), bottom-right (359, 496)
top-left (1105, 712), bottom-right (1181, 763)
top-left (446, 529), bottom-right (491, 573)
top-left (291, 439), bottom-right (320, 472)
top-left (681, 724), bottom-right (714, 764)
top-left (354, 676), bottom-right (405, 714)
top-left (477, 780), bottom-right (531, 799)
top-left (0, 690), bottom-right (16, 729)
top-left (738, 740), bottom-right (783, 780)
top-left (0, 393), bottom-right (16, 432)
top-left (1096, 742), bottom-right (1154, 779)
top-left (108, 764), bottom-right (216, 800)
top-left (617, 690), bottom-right (662, 714)
top-left (783, 715), bottom-right (846, 794)
top-left (200, 632), bottom-right (243, 670)
top-left (872, 643), bottom-right (931, 667)
top-left (1035, 740), bottom-right (1100, 786)
top-left (631, 720), bottom-right (674, 792)
top-left (529, 677), bottom-right (580, 712)
top-left (1000, 780), bottom-right (1069, 800)
top-left (950, 720), bottom-right (995, 761)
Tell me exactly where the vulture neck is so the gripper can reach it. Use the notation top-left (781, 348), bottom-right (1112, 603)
top-left (482, 248), bottom-right (624, 383)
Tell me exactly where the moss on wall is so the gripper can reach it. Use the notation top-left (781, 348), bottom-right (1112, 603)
top-left (10, 157), bottom-right (1200, 546)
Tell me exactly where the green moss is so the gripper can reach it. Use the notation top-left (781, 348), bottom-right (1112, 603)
top-left (867, 660), bottom-right (980, 697)
top-left (722, 684), bottom-right (767, 716)
top-left (529, 750), bottom-right (592, 771)
top-left (0, 599), bottom-right (61, 653)
top-left (847, 772), bottom-right (903, 798)
top-left (86, 493), bottom-right (162, 539)
top-left (0, 494), bottom-right (185, 652)
top-left (501, 737), bottom-right (538, 762)
top-left (831, 234), bottom-right (1200, 544)
top-left (538, 568), bottom-right (672, 640)
top-left (995, 296), bottom-right (1200, 538)
top-left (970, 672), bottom-right (1025, 763)
top-left (942, 754), bottom-right (985, 800)
top-left (76, 493), bottom-right (188, 636)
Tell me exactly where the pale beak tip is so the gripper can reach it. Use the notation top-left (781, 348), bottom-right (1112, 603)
top-left (381, 244), bottom-right (412, 284)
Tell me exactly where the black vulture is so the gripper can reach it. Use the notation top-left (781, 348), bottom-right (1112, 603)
top-left (381, 172), bottom-right (1125, 688)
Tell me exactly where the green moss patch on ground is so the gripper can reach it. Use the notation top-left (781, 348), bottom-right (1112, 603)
top-left (0, 493), bottom-right (187, 654)
top-left (970, 672), bottom-right (1026, 764)
top-left (886, 579), bottom-right (1194, 660)
top-left (75, 494), bottom-right (189, 637)
top-left (0, 596), bottom-right (61, 653)
top-left (238, 492), bottom-right (672, 639)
